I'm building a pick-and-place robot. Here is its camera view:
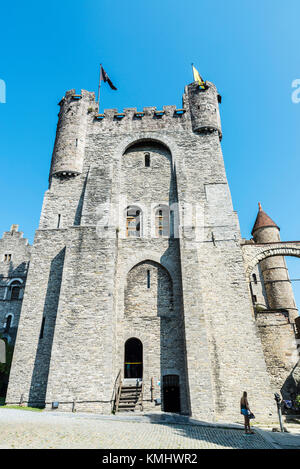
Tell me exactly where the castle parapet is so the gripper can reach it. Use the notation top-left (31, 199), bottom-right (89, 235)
top-left (50, 81), bottom-right (223, 174)
top-left (94, 105), bottom-right (187, 126)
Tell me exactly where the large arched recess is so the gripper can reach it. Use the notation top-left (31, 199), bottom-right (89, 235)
top-left (124, 260), bottom-right (173, 318)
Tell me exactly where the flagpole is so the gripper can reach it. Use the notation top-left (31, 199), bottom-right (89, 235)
top-left (97, 64), bottom-right (102, 113)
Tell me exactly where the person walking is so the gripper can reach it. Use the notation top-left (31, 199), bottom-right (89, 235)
top-left (240, 391), bottom-right (254, 434)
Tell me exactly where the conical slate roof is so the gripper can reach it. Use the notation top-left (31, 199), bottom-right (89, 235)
top-left (251, 202), bottom-right (279, 235)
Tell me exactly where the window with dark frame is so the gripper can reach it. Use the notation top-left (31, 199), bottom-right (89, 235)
top-left (4, 315), bottom-right (12, 333)
top-left (10, 281), bottom-right (21, 300)
top-left (126, 208), bottom-right (141, 238)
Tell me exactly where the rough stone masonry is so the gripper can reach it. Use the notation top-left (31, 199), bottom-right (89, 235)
top-left (1, 79), bottom-right (299, 422)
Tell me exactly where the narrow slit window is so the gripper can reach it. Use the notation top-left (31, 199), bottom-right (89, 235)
top-left (4, 315), bottom-right (12, 333)
top-left (170, 210), bottom-right (174, 238)
top-left (57, 214), bottom-right (61, 229)
top-left (252, 273), bottom-right (257, 284)
top-left (147, 270), bottom-right (150, 289)
top-left (145, 153), bottom-right (150, 167)
top-left (40, 317), bottom-right (46, 339)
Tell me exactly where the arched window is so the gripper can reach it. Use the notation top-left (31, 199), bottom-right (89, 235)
top-left (4, 315), bottom-right (12, 333)
top-left (124, 338), bottom-right (143, 379)
top-left (126, 206), bottom-right (141, 238)
top-left (155, 206), bottom-right (170, 237)
top-left (10, 281), bottom-right (21, 300)
top-left (145, 152), bottom-right (150, 167)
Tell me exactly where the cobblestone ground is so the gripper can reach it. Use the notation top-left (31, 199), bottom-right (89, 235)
top-left (0, 409), bottom-right (275, 449)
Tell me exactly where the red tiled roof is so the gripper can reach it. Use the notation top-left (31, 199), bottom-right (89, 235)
top-left (251, 202), bottom-right (279, 235)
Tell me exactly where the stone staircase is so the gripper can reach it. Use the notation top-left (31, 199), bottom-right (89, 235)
top-left (114, 378), bottom-right (144, 413)
top-left (117, 385), bottom-right (143, 412)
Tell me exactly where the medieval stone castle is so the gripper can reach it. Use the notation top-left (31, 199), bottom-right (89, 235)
top-left (0, 79), bottom-right (299, 421)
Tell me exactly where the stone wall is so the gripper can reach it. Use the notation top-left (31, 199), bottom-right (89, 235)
top-left (5, 229), bottom-right (66, 405)
top-left (249, 263), bottom-right (269, 309)
top-left (255, 311), bottom-right (298, 398)
top-left (43, 227), bottom-right (118, 413)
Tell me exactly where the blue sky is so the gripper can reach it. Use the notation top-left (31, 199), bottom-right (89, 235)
top-left (1, 0), bottom-right (300, 302)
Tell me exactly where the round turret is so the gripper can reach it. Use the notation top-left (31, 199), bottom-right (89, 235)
top-left (251, 203), bottom-right (298, 322)
top-left (251, 202), bottom-right (280, 243)
top-left (50, 89), bottom-right (96, 179)
top-left (186, 81), bottom-right (222, 139)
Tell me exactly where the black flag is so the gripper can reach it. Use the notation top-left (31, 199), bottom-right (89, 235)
top-left (100, 66), bottom-right (117, 90)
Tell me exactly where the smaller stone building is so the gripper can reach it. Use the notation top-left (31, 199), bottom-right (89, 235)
top-left (0, 225), bottom-right (31, 344)
top-left (0, 225), bottom-right (31, 397)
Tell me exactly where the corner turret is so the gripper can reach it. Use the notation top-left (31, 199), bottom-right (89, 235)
top-left (185, 81), bottom-right (222, 139)
top-left (251, 202), bottom-right (298, 322)
top-left (49, 89), bottom-right (96, 180)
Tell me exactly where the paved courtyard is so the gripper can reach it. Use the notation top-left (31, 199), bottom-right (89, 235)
top-left (0, 408), bottom-right (292, 449)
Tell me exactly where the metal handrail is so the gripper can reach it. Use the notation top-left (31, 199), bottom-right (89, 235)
top-left (111, 368), bottom-right (122, 413)
top-left (139, 381), bottom-right (144, 412)
top-left (115, 374), bottom-right (122, 413)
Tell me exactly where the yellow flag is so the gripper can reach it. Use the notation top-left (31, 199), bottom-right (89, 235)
top-left (192, 65), bottom-right (205, 88)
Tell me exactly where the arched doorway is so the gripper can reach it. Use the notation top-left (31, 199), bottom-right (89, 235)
top-left (163, 375), bottom-right (181, 413)
top-left (124, 338), bottom-right (143, 379)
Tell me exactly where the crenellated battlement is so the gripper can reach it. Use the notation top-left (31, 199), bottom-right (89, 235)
top-left (49, 81), bottom-right (222, 180)
top-left (54, 83), bottom-right (222, 138)
top-left (58, 89), bottom-right (96, 107)
top-left (94, 105), bottom-right (186, 121)
top-left (1, 225), bottom-right (28, 245)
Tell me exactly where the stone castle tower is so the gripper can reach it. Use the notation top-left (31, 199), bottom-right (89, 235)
top-left (248, 204), bottom-right (300, 397)
top-left (1, 79), bottom-right (299, 421)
